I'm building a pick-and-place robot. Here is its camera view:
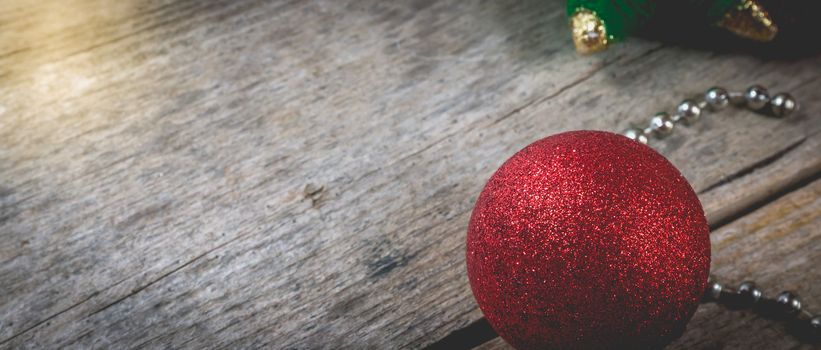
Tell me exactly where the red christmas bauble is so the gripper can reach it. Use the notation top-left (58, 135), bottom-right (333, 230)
top-left (466, 131), bottom-right (710, 349)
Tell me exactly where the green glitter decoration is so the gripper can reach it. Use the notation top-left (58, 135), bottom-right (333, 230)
top-left (567, 0), bottom-right (741, 42)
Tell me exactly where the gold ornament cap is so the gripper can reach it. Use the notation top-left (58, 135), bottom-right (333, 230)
top-left (570, 10), bottom-right (608, 54)
top-left (719, 0), bottom-right (778, 42)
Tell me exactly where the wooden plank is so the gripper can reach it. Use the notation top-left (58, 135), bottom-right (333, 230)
top-left (474, 178), bottom-right (821, 350)
top-left (0, 0), bottom-right (819, 348)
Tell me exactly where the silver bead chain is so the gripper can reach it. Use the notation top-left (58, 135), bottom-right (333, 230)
top-left (624, 85), bottom-right (818, 341)
top-left (623, 85), bottom-right (798, 145)
top-left (704, 276), bottom-right (820, 341)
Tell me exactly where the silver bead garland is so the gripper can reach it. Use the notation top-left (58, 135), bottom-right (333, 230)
top-left (704, 276), bottom-right (820, 341)
top-left (622, 86), bottom-right (816, 342)
top-left (623, 85), bottom-right (799, 145)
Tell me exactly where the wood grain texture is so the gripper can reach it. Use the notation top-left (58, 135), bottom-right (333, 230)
top-left (0, 0), bottom-right (819, 349)
top-left (475, 178), bottom-right (821, 350)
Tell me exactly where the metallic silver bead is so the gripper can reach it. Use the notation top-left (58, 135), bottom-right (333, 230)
top-left (738, 281), bottom-right (763, 304)
top-left (623, 129), bottom-right (648, 145)
top-left (775, 291), bottom-right (802, 314)
top-left (705, 87), bottom-right (730, 110)
top-left (676, 99), bottom-right (701, 124)
top-left (770, 93), bottom-right (797, 117)
top-left (705, 280), bottom-right (722, 301)
top-left (745, 85), bottom-right (770, 110)
top-left (649, 112), bottom-right (674, 137)
top-left (811, 315), bottom-right (821, 331)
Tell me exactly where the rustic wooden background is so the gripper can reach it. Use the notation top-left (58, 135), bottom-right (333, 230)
top-left (0, 0), bottom-right (819, 349)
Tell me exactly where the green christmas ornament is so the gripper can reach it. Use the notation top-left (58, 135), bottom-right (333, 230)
top-left (568, 0), bottom-right (778, 54)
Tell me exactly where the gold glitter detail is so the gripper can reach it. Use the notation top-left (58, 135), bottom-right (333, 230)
top-left (719, 0), bottom-right (778, 42)
top-left (570, 10), bottom-right (608, 54)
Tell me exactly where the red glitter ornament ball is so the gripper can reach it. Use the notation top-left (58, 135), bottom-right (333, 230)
top-left (466, 131), bottom-right (710, 350)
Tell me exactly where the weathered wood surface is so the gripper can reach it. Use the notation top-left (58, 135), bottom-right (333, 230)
top-left (0, 0), bottom-right (818, 349)
top-left (476, 178), bottom-right (821, 350)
